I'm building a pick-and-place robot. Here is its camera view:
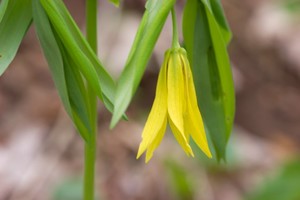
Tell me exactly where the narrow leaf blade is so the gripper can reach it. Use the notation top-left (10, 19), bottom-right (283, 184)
top-left (0, 0), bottom-right (9, 22)
top-left (183, 0), bottom-right (235, 160)
top-left (108, 0), bottom-right (120, 7)
top-left (111, 0), bottom-right (176, 128)
top-left (201, 0), bottom-right (232, 44)
top-left (33, 0), bottom-right (90, 141)
top-left (40, 0), bottom-right (117, 114)
top-left (0, 0), bottom-right (32, 75)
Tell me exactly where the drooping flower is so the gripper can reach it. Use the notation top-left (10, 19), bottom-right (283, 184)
top-left (137, 47), bottom-right (212, 162)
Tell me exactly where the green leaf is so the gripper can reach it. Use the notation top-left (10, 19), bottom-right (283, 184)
top-left (209, 0), bottom-right (232, 44)
top-left (58, 37), bottom-right (93, 139)
top-left (108, 0), bottom-right (120, 7)
top-left (53, 178), bottom-right (83, 200)
top-left (0, 0), bottom-right (9, 22)
top-left (110, 0), bottom-right (176, 128)
top-left (32, 0), bottom-right (90, 141)
top-left (247, 159), bottom-right (300, 200)
top-left (0, 0), bottom-right (32, 75)
top-left (32, 0), bottom-right (71, 115)
top-left (40, 0), bottom-right (117, 114)
top-left (206, 4), bottom-right (235, 134)
top-left (164, 159), bottom-right (195, 200)
top-left (183, 0), bottom-right (235, 160)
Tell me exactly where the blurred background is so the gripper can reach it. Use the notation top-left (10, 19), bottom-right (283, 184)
top-left (1, 0), bottom-right (300, 199)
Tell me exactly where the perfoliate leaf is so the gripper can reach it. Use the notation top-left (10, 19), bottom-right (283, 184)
top-left (108, 0), bottom-right (120, 7)
top-left (110, 0), bottom-right (176, 128)
top-left (58, 36), bottom-right (93, 139)
top-left (183, 0), bottom-right (235, 160)
top-left (0, 0), bottom-right (9, 22)
top-left (0, 0), bottom-right (32, 75)
top-left (32, 0), bottom-right (90, 141)
top-left (32, 0), bottom-right (71, 116)
top-left (40, 0), bottom-right (117, 114)
top-left (203, 0), bottom-right (232, 44)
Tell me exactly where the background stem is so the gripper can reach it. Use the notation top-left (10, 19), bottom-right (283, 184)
top-left (84, 0), bottom-right (98, 199)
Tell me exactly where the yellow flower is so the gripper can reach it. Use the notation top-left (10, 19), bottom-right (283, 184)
top-left (137, 47), bottom-right (212, 162)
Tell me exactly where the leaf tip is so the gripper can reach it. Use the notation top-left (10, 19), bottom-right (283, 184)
top-left (109, 0), bottom-right (120, 7)
top-left (110, 115), bottom-right (119, 129)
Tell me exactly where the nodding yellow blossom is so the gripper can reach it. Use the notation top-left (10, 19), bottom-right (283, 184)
top-left (137, 47), bottom-right (212, 163)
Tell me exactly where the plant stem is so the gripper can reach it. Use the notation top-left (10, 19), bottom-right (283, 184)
top-left (171, 7), bottom-right (180, 49)
top-left (86, 0), bottom-right (98, 53)
top-left (84, 135), bottom-right (96, 200)
top-left (84, 0), bottom-right (98, 200)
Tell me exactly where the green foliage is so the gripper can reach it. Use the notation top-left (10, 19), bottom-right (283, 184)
top-left (33, 0), bottom-right (125, 142)
top-left (191, 131), bottom-right (238, 171)
top-left (165, 159), bottom-right (195, 200)
top-left (110, 0), bottom-right (176, 128)
top-left (182, 0), bottom-right (235, 161)
top-left (108, 0), bottom-right (120, 7)
top-left (0, 0), bottom-right (32, 75)
top-left (33, 0), bottom-right (101, 142)
top-left (282, 0), bottom-right (300, 14)
top-left (247, 159), bottom-right (300, 200)
top-left (53, 178), bottom-right (83, 200)
top-left (208, 0), bottom-right (232, 44)
top-left (0, 0), bottom-right (9, 21)
top-left (40, 0), bottom-right (117, 114)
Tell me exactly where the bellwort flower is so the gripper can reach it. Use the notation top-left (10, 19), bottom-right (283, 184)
top-left (137, 47), bottom-right (212, 162)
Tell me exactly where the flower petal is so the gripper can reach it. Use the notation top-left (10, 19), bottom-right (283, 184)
top-left (145, 116), bottom-right (167, 163)
top-left (181, 53), bottom-right (212, 158)
top-left (136, 52), bottom-right (169, 159)
top-left (169, 118), bottom-right (194, 157)
top-left (167, 51), bottom-right (184, 133)
top-left (167, 50), bottom-right (193, 156)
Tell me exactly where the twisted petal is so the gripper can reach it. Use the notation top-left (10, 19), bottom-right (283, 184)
top-left (137, 53), bottom-right (169, 160)
top-left (145, 117), bottom-right (167, 162)
top-left (169, 119), bottom-right (194, 157)
top-left (181, 54), bottom-right (212, 158)
top-left (167, 51), bottom-right (193, 156)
